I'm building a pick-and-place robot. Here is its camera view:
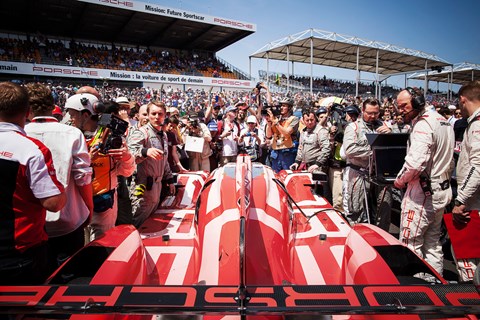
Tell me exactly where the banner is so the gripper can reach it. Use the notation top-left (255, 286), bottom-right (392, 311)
top-left (78, 0), bottom-right (256, 32)
top-left (0, 61), bottom-right (254, 89)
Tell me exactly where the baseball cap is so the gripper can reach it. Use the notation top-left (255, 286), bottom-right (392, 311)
top-left (448, 105), bottom-right (457, 110)
top-left (52, 105), bottom-right (63, 115)
top-left (235, 101), bottom-right (248, 110)
top-left (225, 105), bottom-right (237, 114)
top-left (246, 115), bottom-right (257, 124)
top-left (115, 96), bottom-right (129, 104)
top-left (65, 93), bottom-right (99, 115)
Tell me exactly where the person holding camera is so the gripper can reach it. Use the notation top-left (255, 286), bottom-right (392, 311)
top-left (265, 98), bottom-right (299, 172)
top-left (343, 98), bottom-right (392, 229)
top-left (290, 108), bottom-right (330, 173)
top-left (127, 101), bottom-right (176, 228)
top-left (65, 93), bottom-right (135, 240)
top-left (394, 87), bottom-right (454, 280)
top-left (219, 105), bottom-right (241, 166)
top-left (182, 112), bottom-right (212, 171)
top-left (238, 115), bottom-right (263, 162)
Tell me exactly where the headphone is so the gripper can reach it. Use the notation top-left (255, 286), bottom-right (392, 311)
top-left (405, 87), bottom-right (425, 110)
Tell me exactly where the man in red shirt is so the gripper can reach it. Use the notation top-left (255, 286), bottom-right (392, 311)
top-left (0, 82), bottom-right (66, 284)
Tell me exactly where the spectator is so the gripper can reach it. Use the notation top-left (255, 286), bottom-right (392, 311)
top-left (127, 101), bottom-right (175, 228)
top-left (25, 83), bottom-right (93, 267)
top-left (265, 98), bottom-right (299, 172)
top-left (65, 93), bottom-right (135, 240)
top-left (238, 115), bottom-right (263, 162)
top-left (394, 87), bottom-right (454, 281)
top-left (343, 98), bottom-right (392, 228)
top-left (182, 112), bottom-right (212, 171)
top-left (290, 108), bottom-right (330, 173)
top-left (451, 81), bottom-right (480, 282)
top-left (218, 105), bottom-right (241, 166)
top-left (0, 81), bottom-right (66, 284)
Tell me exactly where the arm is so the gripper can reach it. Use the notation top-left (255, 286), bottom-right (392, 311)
top-left (39, 193), bottom-right (67, 212)
top-left (77, 183), bottom-right (94, 221)
top-left (315, 128), bottom-right (331, 167)
top-left (456, 122), bottom-right (480, 205)
top-left (394, 120), bottom-right (433, 188)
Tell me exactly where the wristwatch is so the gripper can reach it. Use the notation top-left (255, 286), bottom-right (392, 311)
top-left (454, 199), bottom-right (463, 207)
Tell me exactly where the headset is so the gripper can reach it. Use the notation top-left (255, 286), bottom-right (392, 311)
top-left (405, 87), bottom-right (425, 110)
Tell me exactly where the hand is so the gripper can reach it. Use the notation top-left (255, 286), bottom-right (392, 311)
top-left (118, 109), bottom-right (129, 122)
top-left (146, 147), bottom-right (164, 160)
top-left (307, 164), bottom-right (319, 173)
top-left (289, 163), bottom-right (299, 171)
top-left (108, 144), bottom-right (131, 162)
top-left (377, 123), bottom-right (392, 134)
top-left (168, 183), bottom-right (176, 195)
top-left (452, 205), bottom-right (470, 224)
top-left (394, 179), bottom-right (405, 189)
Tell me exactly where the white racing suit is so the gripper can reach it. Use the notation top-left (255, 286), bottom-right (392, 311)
top-left (453, 109), bottom-right (480, 281)
top-left (343, 118), bottom-right (392, 229)
top-left (127, 123), bottom-right (174, 228)
top-left (395, 108), bottom-right (454, 277)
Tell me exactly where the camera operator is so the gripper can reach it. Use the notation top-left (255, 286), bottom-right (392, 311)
top-left (394, 87), bottom-right (454, 280)
top-left (65, 93), bottom-right (135, 240)
top-left (290, 108), bottom-right (330, 173)
top-left (265, 98), bottom-right (300, 172)
top-left (127, 101), bottom-right (175, 228)
top-left (343, 98), bottom-right (392, 229)
top-left (204, 99), bottom-right (223, 170)
top-left (238, 115), bottom-right (263, 162)
top-left (182, 112), bottom-right (212, 171)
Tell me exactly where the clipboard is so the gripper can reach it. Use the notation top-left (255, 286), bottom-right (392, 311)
top-left (444, 211), bottom-right (480, 259)
top-left (184, 135), bottom-right (204, 153)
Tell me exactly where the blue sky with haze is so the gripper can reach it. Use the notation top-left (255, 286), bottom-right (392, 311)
top-left (147, 0), bottom-right (480, 91)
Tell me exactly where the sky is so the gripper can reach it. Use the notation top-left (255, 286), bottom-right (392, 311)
top-left (146, 0), bottom-right (480, 92)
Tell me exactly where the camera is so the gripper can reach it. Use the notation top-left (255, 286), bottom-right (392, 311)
top-left (261, 103), bottom-right (280, 117)
top-left (97, 114), bottom-right (129, 154)
top-left (256, 82), bottom-right (263, 91)
top-left (190, 119), bottom-right (199, 128)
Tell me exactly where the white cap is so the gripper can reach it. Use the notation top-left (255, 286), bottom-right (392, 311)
top-left (448, 105), bottom-right (457, 110)
top-left (65, 93), bottom-right (99, 115)
top-left (115, 96), bottom-right (129, 104)
top-left (246, 115), bottom-right (257, 124)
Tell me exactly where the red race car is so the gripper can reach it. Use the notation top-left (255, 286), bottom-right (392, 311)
top-left (1, 155), bottom-right (479, 319)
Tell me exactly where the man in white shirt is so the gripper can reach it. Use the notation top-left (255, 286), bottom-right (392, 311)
top-left (25, 83), bottom-right (93, 266)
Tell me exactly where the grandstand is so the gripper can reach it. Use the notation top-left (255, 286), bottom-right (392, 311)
top-left (0, 0), bottom-right (256, 90)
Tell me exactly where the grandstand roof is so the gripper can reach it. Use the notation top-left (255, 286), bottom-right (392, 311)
top-left (250, 29), bottom-right (451, 75)
top-left (0, 0), bottom-right (255, 52)
top-left (408, 62), bottom-right (480, 85)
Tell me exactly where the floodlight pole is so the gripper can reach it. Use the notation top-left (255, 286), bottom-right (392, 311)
top-left (249, 57), bottom-right (251, 80)
top-left (287, 45), bottom-right (290, 92)
top-left (375, 49), bottom-right (379, 99)
top-left (424, 60), bottom-right (428, 99)
top-left (310, 37), bottom-right (313, 96)
top-left (355, 46), bottom-right (360, 97)
top-left (266, 52), bottom-right (270, 87)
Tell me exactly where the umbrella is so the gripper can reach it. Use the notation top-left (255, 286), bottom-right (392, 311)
top-left (318, 96), bottom-right (343, 107)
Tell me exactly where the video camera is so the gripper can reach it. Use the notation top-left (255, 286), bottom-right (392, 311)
top-left (96, 114), bottom-right (129, 154)
top-left (261, 102), bottom-right (281, 117)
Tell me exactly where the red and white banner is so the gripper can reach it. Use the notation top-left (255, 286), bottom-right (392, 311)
top-left (0, 61), bottom-right (254, 89)
top-left (78, 0), bottom-right (256, 32)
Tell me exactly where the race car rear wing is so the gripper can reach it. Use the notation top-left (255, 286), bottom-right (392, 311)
top-left (1, 284), bottom-right (479, 317)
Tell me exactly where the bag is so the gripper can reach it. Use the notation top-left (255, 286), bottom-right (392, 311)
top-left (93, 190), bottom-right (115, 213)
top-left (176, 144), bottom-right (189, 160)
